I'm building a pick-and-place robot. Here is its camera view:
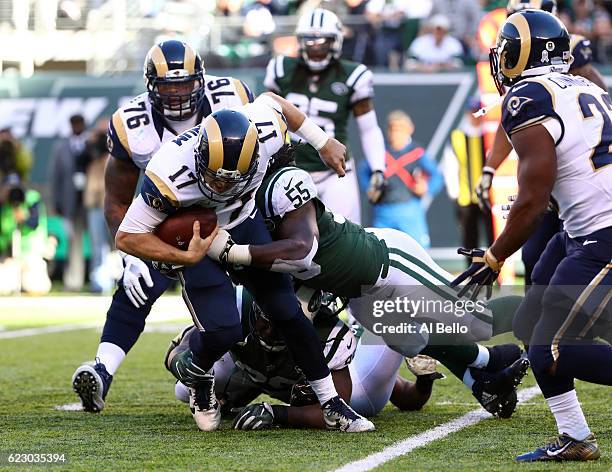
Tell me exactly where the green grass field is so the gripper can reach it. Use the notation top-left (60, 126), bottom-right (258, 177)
top-left (1, 297), bottom-right (610, 471)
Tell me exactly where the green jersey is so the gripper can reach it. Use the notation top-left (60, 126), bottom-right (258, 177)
top-left (264, 56), bottom-right (374, 172)
top-left (256, 166), bottom-right (389, 298)
top-left (228, 287), bottom-right (355, 404)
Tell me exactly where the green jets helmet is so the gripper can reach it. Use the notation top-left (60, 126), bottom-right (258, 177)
top-left (490, 9), bottom-right (570, 94)
top-left (194, 109), bottom-right (259, 203)
top-left (295, 8), bottom-right (343, 72)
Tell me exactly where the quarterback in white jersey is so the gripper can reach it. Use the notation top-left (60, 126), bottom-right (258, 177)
top-left (453, 10), bottom-right (611, 462)
top-left (115, 92), bottom-right (376, 434)
top-left (71, 39), bottom-right (254, 415)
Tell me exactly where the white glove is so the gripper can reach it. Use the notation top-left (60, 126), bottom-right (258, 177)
top-left (121, 253), bottom-right (154, 308)
top-left (206, 229), bottom-right (251, 266)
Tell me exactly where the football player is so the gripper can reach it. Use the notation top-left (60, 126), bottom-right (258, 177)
top-left (203, 157), bottom-right (529, 417)
top-left (168, 286), bottom-right (442, 429)
top-left (71, 40), bottom-right (256, 413)
top-left (476, 0), bottom-right (607, 286)
top-left (115, 94), bottom-right (374, 432)
top-left (264, 8), bottom-right (386, 224)
top-left (453, 10), bottom-right (611, 461)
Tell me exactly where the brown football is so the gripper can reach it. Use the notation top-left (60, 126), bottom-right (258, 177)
top-left (154, 207), bottom-right (217, 250)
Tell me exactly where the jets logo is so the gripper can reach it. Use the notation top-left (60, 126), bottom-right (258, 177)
top-left (506, 95), bottom-right (533, 117)
top-left (331, 82), bottom-right (349, 96)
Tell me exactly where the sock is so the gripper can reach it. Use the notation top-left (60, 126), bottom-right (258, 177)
top-left (462, 368), bottom-right (475, 389)
top-left (95, 342), bottom-right (126, 375)
top-left (546, 389), bottom-right (591, 440)
top-left (488, 295), bottom-right (523, 336)
top-left (468, 345), bottom-right (490, 369)
top-left (309, 374), bottom-right (338, 405)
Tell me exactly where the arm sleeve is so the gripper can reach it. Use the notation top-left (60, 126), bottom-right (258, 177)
top-left (501, 81), bottom-right (563, 143)
top-left (356, 109), bottom-right (386, 173)
top-left (118, 194), bottom-right (167, 234)
top-left (263, 56), bottom-right (283, 92)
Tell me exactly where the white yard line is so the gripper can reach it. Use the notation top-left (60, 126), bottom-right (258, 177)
top-left (332, 386), bottom-right (542, 472)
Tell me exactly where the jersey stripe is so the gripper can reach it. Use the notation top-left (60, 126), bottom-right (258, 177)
top-left (144, 170), bottom-right (179, 206)
top-left (111, 111), bottom-right (131, 158)
top-left (271, 108), bottom-right (289, 141)
top-left (264, 167), bottom-right (295, 218)
top-left (324, 322), bottom-right (350, 363)
top-left (346, 64), bottom-right (368, 88)
top-left (233, 78), bottom-right (249, 105)
top-left (237, 125), bottom-right (258, 174)
top-left (388, 247), bottom-right (451, 285)
top-left (275, 55), bottom-right (285, 80)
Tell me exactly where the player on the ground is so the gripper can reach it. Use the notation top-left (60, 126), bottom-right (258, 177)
top-left (115, 94), bottom-right (374, 433)
top-left (202, 156), bottom-right (529, 417)
top-left (168, 286), bottom-right (442, 429)
top-left (453, 10), bottom-right (611, 461)
top-left (71, 40), bottom-right (256, 413)
top-left (264, 8), bottom-right (386, 223)
top-left (476, 0), bottom-right (607, 285)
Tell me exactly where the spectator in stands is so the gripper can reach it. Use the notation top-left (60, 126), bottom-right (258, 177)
top-left (440, 97), bottom-right (494, 260)
top-left (365, 0), bottom-right (411, 68)
top-left (560, 0), bottom-right (611, 63)
top-left (429, 0), bottom-right (483, 60)
top-left (81, 124), bottom-right (112, 293)
top-left (405, 14), bottom-right (463, 71)
top-left (0, 174), bottom-right (51, 295)
top-left (49, 114), bottom-right (88, 292)
top-left (359, 110), bottom-right (443, 248)
top-left (0, 128), bottom-right (33, 181)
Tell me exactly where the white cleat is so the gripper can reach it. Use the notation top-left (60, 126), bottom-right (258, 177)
top-left (189, 376), bottom-right (221, 432)
top-left (322, 396), bottom-right (375, 433)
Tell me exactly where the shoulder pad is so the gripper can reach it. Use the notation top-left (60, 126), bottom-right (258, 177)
top-left (570, 35), bottom-right (593, 70)
top-left (259, 166), bottom-right (317, 220)
top-left (322, 319), bottom-right (356, 371)
top-left (345, 63), bottom-right (374, 104)
top-left (501, 80), bottom-right (559, 137)
top-left (204, 75), bottom-right (253, 109)
top-left (140, 170), bottom-right (179, 215)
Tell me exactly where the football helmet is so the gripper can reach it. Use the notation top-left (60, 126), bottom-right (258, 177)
top-left (144, 40), bottom-right (204, 120)
top-left (295, 8), bottom-right (343, 72)
top-left (506, 0), bottom-right (557, 16)
top-left (194, 109), bottom-right (259, 203)
top-left (490, 10), bottom-right (570, 94)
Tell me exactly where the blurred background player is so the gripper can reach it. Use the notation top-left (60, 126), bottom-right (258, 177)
top-left (359, 110), bottom-right (443, 248)
top-left (454, 10), bottom-right (611, 461)
top-left (264, 8), bottom-right (386, 224)
top-left (442, 96), bottom-right (494, 259)
top-left (475, 0), bottom-right (608, 285)
top-left (71, 40), bottom-right (254, 413)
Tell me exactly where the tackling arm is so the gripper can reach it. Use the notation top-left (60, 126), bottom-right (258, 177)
top-left (489, 124), bottom-right (556, 262)
top-left (104, 157), bottom-right (140, 239)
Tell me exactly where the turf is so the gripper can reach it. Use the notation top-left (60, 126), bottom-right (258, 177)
top-left (0, 305), bottom-right (610, 471)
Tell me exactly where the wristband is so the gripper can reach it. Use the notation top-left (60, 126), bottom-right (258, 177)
top-left (295, 118), bottom-right (329, 151)
top-left (227, 244), bottom-right (252, 265)
top-left (485, 248), bottom-right (504, 271)
top-left (271, 404), bottom-right (289, 426)
top-left (482, 166), bottom-right (496, 176)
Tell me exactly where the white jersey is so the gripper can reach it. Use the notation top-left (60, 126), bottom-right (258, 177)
top-left (121, 95), bottom-right (289, 232)
top-left (501, 72), bottom-right (612, 237)
top-left (107, 75), bottom-right (253, 171)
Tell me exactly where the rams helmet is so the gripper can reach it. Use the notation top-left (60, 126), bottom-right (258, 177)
top-left (144, 40), bottom-right (204, 120)
top-left (506, 0), bottom-right (557, 15)
top-left (490, 10), bottom-right (570, 94)
top-left (295, 8), bottom-right (343, 72)
top-left (194, 109), bottom-right (259, 203)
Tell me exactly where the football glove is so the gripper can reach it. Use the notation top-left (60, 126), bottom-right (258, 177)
top-left (475, 167), bottom-right (495, 211)
top-left (290, 380), bottom-right (318, 407)
top-left (120, 253), bottom-right (154, 308)
top-left (232, 402), bottom-right (275, 430)
top-left (450, 248), bottom-right (503, 301)
top-left (367, 170), bottom-right (386, 204)
top-left (152, 260), bottom-right (184, 280)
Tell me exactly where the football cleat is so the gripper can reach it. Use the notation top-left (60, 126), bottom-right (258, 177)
top-left (322, 396), bottom-right (375, 432)
top-left (472, 357), bottom-right (529, 417)
top-left (484, 343), bottom-right (522, 372)
top-left (516, 433), bottom-right (600, 462)
top-left (189, 375), bottom-right (221, 432)
top-left (72, 360), bottom-right (113, 413)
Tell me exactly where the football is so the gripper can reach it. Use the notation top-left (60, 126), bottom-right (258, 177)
top-left (154, 207), bottom-right (217, 250)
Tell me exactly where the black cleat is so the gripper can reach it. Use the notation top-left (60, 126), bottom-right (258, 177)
top-left (484, 343), bottom-right (522, 372)
top-left (472, 357), bottom-right (529, 417)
